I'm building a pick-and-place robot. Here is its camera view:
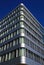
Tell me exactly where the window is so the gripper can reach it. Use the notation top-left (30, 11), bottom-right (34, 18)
top-left (29, 51), bottom-right (33, 59)
top-left (4, 45), bottom-right (6, 50)
top-left (12, 27), bottom-right (13, 30)
top-left (20, 11), bottom-right (24, 14)
top-left (1, 39), bottom-right (2, 43)
top-left (10, 42), bottom-right (12, 48)
top-left (7, 54), bottom-right (9, 60)
top-left (19, 37), bottom-right (24, 44)
top-left (2, 56), bottom-right (4, 62)
top-left (13, 20), bottom-right (14, 24)
top-left (15, 13), bottom-right (17, 17)
top-left (5, 54), bottom-right (8, 61)
top-left (14, 50), bottom-right (16, 57)
top-left (5, 31), bottom-right (6, 34)
top-left (26, 50), bottom-right (29, 57)
top-left (20, 15), bottom-right (24, 20)
top-left (17, 22), bottom-right (19, 27)
top-left (7, 30), bottom-right (8, 33)
top-left (15, 39), bottom-right (19, 45)
top-left (3, 38), bottom-right (5, 42)
top-left (20, 29), bottom-right (25, 33)
top-left (9, 52), bottom-right (12, 60)
top-left (2, 55), bottom-right (5, 62)
top-left (0, 56), bottom-right (1, 63)
top-left (10, 22), bottom-right (12, 25)
top-left (12, 51), bottom-right (15, 59)
top-left (19, 48), bottom-right (26, 56)
top-left (11, 33), bottom-right (13, 38)
top-left (14, 31), bottom-right (16, 36)
top-left (13, 40), bottom-right (15, 46)
top-left (3, 32), bottom-right (4, 35)
top-left (1, 46), bottom-right (3, 51)
top-left (0, 47), bottom-right (1, 52)
top-left (14, 11), bottom-right (15, 13)
top-left (9, 28), bottom-right (11, 31)
top-left (14, 24), bottom-right (16, 28)
top-left (16, 49), bottom-right (18, 57)
top-left (8, 35), bottom-right (10, 39)
top-left (20, 22), bottom-right (24, 25)
top-left (17, 30), bottom-right (19, 35)
top-left (20, 7), bottom-right (24, 10)
top-left (7, 44), bottom-right (9, 49)
top-left (6, 36), bottom-right (8, 41)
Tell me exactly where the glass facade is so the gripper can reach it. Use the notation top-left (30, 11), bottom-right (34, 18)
top-left (0, 3), bottom-right (44, 65)
top-left (0, 48), bottom-right (44, 64)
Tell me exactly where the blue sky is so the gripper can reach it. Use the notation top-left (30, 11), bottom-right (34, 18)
top-left (0, 0), bottom-right (44, 26)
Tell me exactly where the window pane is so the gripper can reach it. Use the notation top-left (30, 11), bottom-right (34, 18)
top-left (4, 45), bottom-right (6, 50)
top-left (19, 37), bottom-right (24, 43)
top-left (15, 39), bottom-right (18, 45)
top-left (16, 39), bottom-right (19, 45)
top-left (11, 33), bottom-right (13, 38)
top-left (19, 48), bottom-right (26, 56)
top-left (7, 44), bottom-right (9, 49)
top-left (14, 31), bottom-right (16, 36)
top-left (20, 11), bottom-right (24, 14)
top-left (17, 30), bottom-right (19, 35)
top-left (12, 51), bottom-right (15, 59)
top-left (10, 42), bottom-right (12, 48)
top-left (6, 36), bottom-right (8, 41)
top-left (3, 38), bottom-right (5, 42)
top-left (7, 54), bottom-right (9, 60)
top-left (13, 40), bottom-right (15, 46)
top-left (14, 25), bottom-right (16, 28)
top-left (5, 54), bottom-right (8, 61)
top-left (20, 29), bottom-right (25, 33)
top-left (9, 52), bottom-right (11, 60)
top-left (8, 35), bottom-right (10, 39)
top-left (0, 56), bottom-right (1, 63)
top-left (2, 55), bottom-right (5, 62)
top-left (0, 47), bottom-right (1, 52)
top-left (1, 40), bottom-right (2, 43)
top-left (20, 22), bottom-right (24, 25)
top-left (2, 46), bottom-right (3, 51)
top-left (26, 50), bottom-right (29, 57)
top-left (20, 15), bottom-right (24, 19)
top-left (16, 49), bottom-right (18, 57)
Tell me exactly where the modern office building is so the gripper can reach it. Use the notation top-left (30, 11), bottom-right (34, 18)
top-left (0, 3), bottom-right (44, 65)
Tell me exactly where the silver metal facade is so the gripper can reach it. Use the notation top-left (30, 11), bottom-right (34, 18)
top-left (0, 3), bottom-right (44, 65)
